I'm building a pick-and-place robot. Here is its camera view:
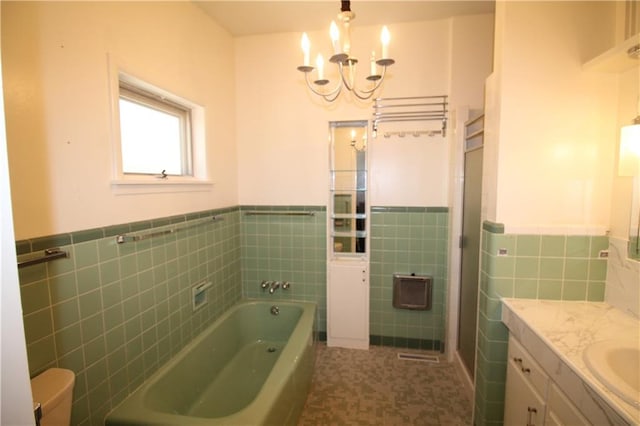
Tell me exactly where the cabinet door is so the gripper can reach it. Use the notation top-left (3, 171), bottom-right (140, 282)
top-left (504, 359), bottom-right (546, 426)
top-left (545, 383), bottom-right (591, 426)
top-left (327, 261), bottom-right (369, 349)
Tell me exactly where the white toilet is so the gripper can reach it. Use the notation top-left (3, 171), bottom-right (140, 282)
top-left (30, 368), bottom-right (75, 426)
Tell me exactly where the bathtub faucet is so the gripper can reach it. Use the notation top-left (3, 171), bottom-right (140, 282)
top-left (269, 281), bottom-right (281, 294)
top-left (270, 305), bottom-right (279, 315)
top-left (260, 280), bottom-right (271, 291)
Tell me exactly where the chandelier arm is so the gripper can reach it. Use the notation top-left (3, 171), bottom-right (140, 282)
top-left (304, 72), bottom-right (342, 100)
top-left (349, 89), bottom-right (375, 101)
top-left (358, 66), bottom-right (388, 95)
top-left (322, 87), bottom-right (342, 102)
top-left (337, 62), bottom-right (355, 92)
top-left (346, 65), bottom-right (389, 101)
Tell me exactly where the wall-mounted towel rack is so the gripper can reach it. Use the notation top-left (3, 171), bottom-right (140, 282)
top-left (372, 95), bottom-right (448, 137)
top-left (244, 211), bottom-right (316, 217)
top-left (116, 215), bottom-right (224, 244)
top-left (18, 248), bottom-right (69, 269)
top-left (382, 130), bottom-right (443, 138)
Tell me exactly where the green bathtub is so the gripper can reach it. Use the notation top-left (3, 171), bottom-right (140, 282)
top-left (106, 300), bottom-right (317, 426)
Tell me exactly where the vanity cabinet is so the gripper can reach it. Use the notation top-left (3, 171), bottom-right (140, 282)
top-left (504, 336), bottom-right (547, 425)
top-left (504, 335), bottom-right (591, 426)
top-left (327, 260), bottom-right (369, 349)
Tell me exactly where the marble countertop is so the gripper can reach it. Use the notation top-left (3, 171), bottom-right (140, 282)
top-left (501, 298), bottom-right (640, 425)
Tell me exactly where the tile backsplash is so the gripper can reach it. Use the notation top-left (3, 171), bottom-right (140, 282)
top-left (239, 206), bottom-right (328, 331)
top-left (473, 221), bottom-right (608, 426)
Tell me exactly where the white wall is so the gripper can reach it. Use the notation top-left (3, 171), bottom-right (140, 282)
top-left (235, 15), bottom-right (494, 207)
top-left (485, 1), bottom-right (618, 234)
top-left (2, 2), bottom-right (237, 239)
top-left (3, 5), bottom-right (495, 239)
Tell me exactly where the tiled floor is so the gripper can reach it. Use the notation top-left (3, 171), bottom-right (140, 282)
top-left (298, 343), bottom-right (473, 426)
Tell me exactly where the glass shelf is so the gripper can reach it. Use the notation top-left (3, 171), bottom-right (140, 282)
top-left (332, 213), bottom-right (367, 219)
top-left (330, 170), bottom-right (367, 191)
top-left (332, 231), bottom-right (367, 238)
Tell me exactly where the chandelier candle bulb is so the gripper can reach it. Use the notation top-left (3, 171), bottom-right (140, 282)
top-left (381, 26), bottom-right (390, 59)
top-left (301, 33), bottom-right (310, 66)
top-left (330, 21), bottom-right (340, 54)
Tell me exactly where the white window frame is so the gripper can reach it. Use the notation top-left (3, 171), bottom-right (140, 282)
top-left (109, 67), bottom-right (212, 195)
top-left (119, 82), bottom-right (193, 177)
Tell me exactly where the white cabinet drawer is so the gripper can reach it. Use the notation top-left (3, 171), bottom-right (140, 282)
top-left (508, 335), bottom-right (549, 398)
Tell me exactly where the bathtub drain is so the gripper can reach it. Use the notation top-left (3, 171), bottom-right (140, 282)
top-left (267, 347), bottom-right (277, 353)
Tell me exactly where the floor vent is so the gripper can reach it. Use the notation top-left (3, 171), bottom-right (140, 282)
top-left (397, 353), bottom-right (440, 363)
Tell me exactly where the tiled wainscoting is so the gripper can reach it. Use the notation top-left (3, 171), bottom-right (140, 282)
top-left (239, 206), bottom-right (328, 331)
top-left (473, 221), bottom-right (608, 425)
top-left (16, 204), bottom-right (452, 425)
top-left (369, 207), bottom-right (449, 350)
top-left (16, 208), bottom-right (242, 426)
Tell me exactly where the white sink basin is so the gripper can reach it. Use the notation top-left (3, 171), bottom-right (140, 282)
top-left (583, 339), bottom-right (640, 408)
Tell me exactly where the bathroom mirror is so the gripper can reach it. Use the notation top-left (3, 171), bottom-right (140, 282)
top-left (329, 121), bottom-right (368, 256)
top-left (629, 176), bottom-right (640, 260)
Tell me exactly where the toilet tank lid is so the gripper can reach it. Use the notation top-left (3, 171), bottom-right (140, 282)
top-left (31, 368), bottom-right (75, 412)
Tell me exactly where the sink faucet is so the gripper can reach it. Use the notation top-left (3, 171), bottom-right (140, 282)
top-left (269, 281), bottom-right (281, 294)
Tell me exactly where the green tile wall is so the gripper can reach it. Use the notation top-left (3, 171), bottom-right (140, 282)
top-left (16, 203), bottom-right (454, 425)
top-left (240, 206), bottom-right (327, 331)
top-left (238, 205), bottom-right (449, 348)
top-left (369, 207), bottom-right (449, 350)
top-left (473, 223), bottom-right (608, 425)
top-left (16, 208), bottom-right (242, 426)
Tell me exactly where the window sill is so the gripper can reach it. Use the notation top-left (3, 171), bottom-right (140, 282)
top-left (111, 178), bottom-right (214, 195)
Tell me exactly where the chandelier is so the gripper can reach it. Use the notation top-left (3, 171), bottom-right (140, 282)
top-left (297, 0), bottom-right (395, 102)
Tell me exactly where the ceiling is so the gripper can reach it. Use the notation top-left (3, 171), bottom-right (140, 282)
top-left (193, 1), bottom-right (495, 36)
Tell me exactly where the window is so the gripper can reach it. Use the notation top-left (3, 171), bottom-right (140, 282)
top-left (109, 69), bottom-right (209, 194)
top-left (118, 81), bottom-right (192, 176)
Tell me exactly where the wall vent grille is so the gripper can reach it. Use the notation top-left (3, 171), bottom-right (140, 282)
top-left (397, 353), bottom-right (440, 363)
